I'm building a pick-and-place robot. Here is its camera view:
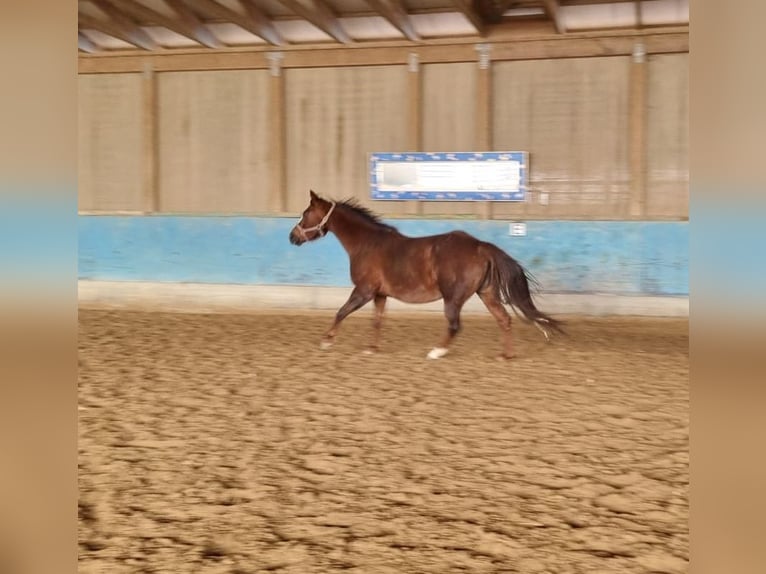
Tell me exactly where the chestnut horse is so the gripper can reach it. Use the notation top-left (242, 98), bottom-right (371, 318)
top-left (289, 190), bottom-right (562, 359)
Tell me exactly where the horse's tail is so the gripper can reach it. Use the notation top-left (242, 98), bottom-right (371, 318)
top-left (483, 243), bottom-right (565, 338)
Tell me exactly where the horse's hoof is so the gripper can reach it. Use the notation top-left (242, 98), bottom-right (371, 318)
top-left (495, 353), bottom-right (515, 361)
top-left (362, 348), bottom-right (376, 355)
top-left (319, 340), bottom-right (334, 350)
top-left (427, 347), bottom-right (449, 360)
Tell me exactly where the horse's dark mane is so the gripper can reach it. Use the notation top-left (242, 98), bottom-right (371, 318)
top-left (336, 198), bottom-right (398, 232)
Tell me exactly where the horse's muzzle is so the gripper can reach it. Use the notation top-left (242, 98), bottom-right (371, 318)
top-left (289, 227), bottom-right (305, 246)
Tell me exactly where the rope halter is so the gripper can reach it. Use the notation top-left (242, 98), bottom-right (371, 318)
top-left (295, 201), bottom-right (336, 241)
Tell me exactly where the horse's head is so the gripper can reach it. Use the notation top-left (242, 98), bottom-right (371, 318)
top-left (289, 190), bottom-right (336, 246)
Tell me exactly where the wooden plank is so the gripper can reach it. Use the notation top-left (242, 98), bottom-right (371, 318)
top-left (114, 0), bottom-right (221, 48)
top-left (78, 13), bottom-right (157, 51)
top-left (475, 46), bottom-right (493, 220)
top-left (562, 0), bottom-right (635, 5)
top-left (194, 0), bottom-right (285, 46)
top-left (268, 54), bottom-right (288, 213)
top-left (450, 0), bottom-right (487, 36)
top-left (142, 64), bottom-right (159, 212)
top-left (488, 32), bottom-right (688, 60)
top-left (164, 0), bottom-right (222, 48)
top-left (366, 0), bottom-right (421, 42)
top-left (406, 54), bottom-right (423, 216)
top-left (421, 63), bottom-right (477, 216)
top-left (541, 0), bottom-right (566, 34)
top-left (89, 0), bottom-right (159, 50)
top-left (77, 22), bottom-right (688, 56)
top-left (628, 42), bottom-right (647, 217)
top-left (279, 0), bottom-right (352, 44)
top-left (79, 30), bottom-right (689, 74)
top-left (79, 32), bottom-right (97, 53)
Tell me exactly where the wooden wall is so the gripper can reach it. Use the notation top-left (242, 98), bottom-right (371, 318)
top-left (421, 62), bottom-right (478, 216)
top-left (157, 70), bottom-right (272, 213)
top-left (645, 53), bottom-right (689, 218)
top-left (78, 36), bottom-right (688, 220)
top-left (78, 73), bottom-right (144, 211)
top-left (284, 66), bottom-right (409, 214)
top-left (492, 56), bottom-right (631, 219)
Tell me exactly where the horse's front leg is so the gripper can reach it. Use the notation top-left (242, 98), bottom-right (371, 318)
top-left (427, 297), bottom-right (465, 359)
top-left (363, 294), bottom-right (387, 354)
top-left (321, 287), bottom-right (373, 349)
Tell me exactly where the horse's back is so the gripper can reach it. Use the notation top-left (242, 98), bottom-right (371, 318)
top-left (432, 230), bottom-right (486, 259)
top-left (395, 230), bottom-right (483, 263)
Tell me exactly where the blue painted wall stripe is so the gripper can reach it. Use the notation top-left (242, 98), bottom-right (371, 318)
top-left (78, 216), bottom-right (688, 296)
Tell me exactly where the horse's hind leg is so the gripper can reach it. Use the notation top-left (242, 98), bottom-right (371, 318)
top-left (478, 289), bottom-right (514, 359)
top-left (321, 287), bottom-right (373, 349)
top-left (364, 294), bottom-right (387, 354)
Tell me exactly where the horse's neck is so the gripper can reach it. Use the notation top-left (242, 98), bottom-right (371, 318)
top-left (330, 210), bottom-right (385, 256)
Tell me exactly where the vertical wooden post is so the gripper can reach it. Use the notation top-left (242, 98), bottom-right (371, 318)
top-left (475, 43), bottom-right (493, 220)
top-left (267, 52), bottom-right (288, 213)
top-left (629, 41), bottom-right (648, 217)
top-left (142, 62), bottom-right (159, 213)
top-left (406, 52), bottom-right (423, 216)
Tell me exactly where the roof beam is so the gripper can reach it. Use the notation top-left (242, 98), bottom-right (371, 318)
top-left (560, 0), bottom-right (634, 5)
top-left (112, 0), bottom-right (221, 49)
top-left (189, 0), bottom-right (284, 46)
top-left (478, 0), bottom-right (514, 24)
top-left (162, 0), bottom-right (223, 48)
top-left (238, 0), bottom-right (286, 45)
top-left (78, 32), bottom-right (98, 53)
top-left (365, 0), bottom-right (421, 42)
top-left (78, 13), bottom-right (157, 50)
top-left (88, 0), bottom-right (158, 50)
top-left (278, 0), bottom-right (352, 44)
top-left (541, 0), bottom-right (565, 33)
top-left (450, 0), bottom-right (488, 36)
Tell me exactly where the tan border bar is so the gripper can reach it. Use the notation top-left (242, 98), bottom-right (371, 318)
top-left (406, 53), bottom-right (423, 216)
top-left (79, 29), bottom-right (688, 75)
top-left (267, 53), bottom-right (287, 213)
top-left (629, 42), bottom-right (648, 217)
top-left (142, 63), bottom-right (159, 212)
top-left (475, 43), bottom-right (493, 220)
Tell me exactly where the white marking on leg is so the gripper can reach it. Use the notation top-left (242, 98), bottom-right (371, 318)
top-left (427, 347), bottom-right (449, 360)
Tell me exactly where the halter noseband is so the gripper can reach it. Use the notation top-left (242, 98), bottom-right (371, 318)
top-left (295, 201), bottom-right (336, 240)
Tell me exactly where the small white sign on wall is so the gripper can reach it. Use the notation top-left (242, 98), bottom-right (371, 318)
top-left (509, 222), bottom-right (527, 237)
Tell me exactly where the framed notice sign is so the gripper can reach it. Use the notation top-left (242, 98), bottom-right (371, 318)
top-left (370, 152), bottom-right (527, 201)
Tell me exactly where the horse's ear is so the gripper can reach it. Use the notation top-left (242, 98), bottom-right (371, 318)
top-left (309, 189), bottom-right (318, 202)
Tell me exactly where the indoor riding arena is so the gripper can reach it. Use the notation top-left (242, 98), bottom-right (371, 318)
top-left (78, 2), bottom-right (689, 573)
